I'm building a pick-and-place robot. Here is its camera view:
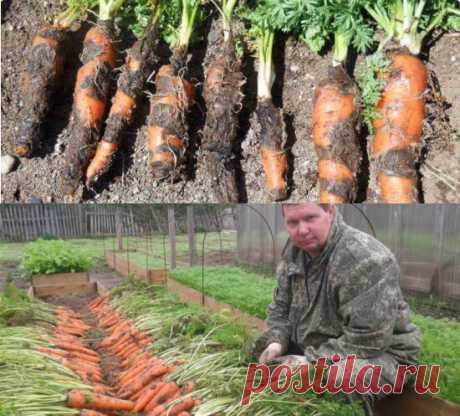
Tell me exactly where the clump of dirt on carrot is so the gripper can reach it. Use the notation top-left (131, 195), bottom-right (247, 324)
top-left (15, 0), bottom-right (90, 158)
top-left (86, 2), bottom-right (162, 186)
top-left (147, 0), bottom-right (200, 180)
top-left (202, 0), bottom-right (245, 202)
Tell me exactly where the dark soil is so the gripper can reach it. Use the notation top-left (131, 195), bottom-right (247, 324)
top-left (2, 3), bottom-right (460, 202)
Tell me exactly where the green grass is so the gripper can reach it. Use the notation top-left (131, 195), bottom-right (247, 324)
top-left (0, 231), bottom-right (237, 269)
top-left (170, 266), bottom-right (276, 319)
top-left (171, 265), bottom-right (460, 404)
top-left (412, 314), bottom-right (460, 403)
top-left (116, 250), bottom-right (167, 269)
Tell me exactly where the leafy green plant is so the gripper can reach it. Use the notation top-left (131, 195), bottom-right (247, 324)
top-left (365, 0), bottom-right (460, 54)
top-left (19, 239), bottom-right (94, 276)
top-left (356, 50), bottom-right (391, 132)
top-left (0, 284), bottom-right (55, 327)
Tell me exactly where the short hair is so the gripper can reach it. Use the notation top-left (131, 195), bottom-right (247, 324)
top-left (281, 203), bottom-right (332, 216)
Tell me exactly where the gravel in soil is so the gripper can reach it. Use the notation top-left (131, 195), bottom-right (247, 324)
top-left (2, 3), bottom-right (460, 202)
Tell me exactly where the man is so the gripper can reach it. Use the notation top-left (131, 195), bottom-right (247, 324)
top-left (256, 204), bottom-right (420, 413)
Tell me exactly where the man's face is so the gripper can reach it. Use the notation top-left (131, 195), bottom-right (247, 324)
top-left (283, 204), bottom-right (335, 257)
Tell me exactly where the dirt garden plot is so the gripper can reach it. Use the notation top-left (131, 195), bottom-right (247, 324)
top-left (2, 2), bottom-right (459, 202)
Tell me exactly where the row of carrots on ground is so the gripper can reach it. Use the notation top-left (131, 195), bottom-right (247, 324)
top-left (37, 298), bottom-right (198, 415)
top-left (14, 0), bottom-right (459, 202)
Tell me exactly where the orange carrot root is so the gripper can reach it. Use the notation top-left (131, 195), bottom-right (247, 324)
top-left (312, 65), bottom-right (361, 203)
top-left (61, 22), bottom-right (116, 197)
top-left (370, 49), bottom-right (427, 203)
top-left (67, 390), bottom-right (135, 412)
top-left (147, 64), bottom-right (194, 179)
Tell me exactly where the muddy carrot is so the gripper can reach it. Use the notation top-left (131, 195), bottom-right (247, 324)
top-left (369, 50), bottom-right (427, 203)
top-left (147, 0), bottom-right (200, 180)
top-left (15, 1), bottom-right (88, 157)
top-left (61, 0), bottom-right (125, 198)
top-left (86, 8), bottom-right (161, 185)
top-left (312, 64), bottom-right (362, 203)
top-left (202, 0), bottom-right (244, 202)
top-left (253, 25), bottom-right (288, 201)
top-left (362, 1), bottom-right (458, 202)
top-left (307, 8), bottom-right (370, 203)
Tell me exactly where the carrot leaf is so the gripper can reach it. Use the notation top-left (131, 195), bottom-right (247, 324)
top-left (356, 50), bottom-right (391, 133)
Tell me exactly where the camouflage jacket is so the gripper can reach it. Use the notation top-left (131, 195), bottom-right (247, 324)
top-left (263, 211), bottom-right (420, 364)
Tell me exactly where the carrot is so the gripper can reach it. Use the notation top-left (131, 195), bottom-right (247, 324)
top-left (147, 64), bottom-right (194, 179)
top-left (119, 366), bottom-right (171, 399)
top-left (56, 306), bottom-right (81, 318)
top-left (119, 359), bottom-right (151, 382)
top-left (121, 350), bottom-right (154, 369)
top-left (67, 390), bottom-right (134, 411)
top-left (312, 65), bottom-right (362, 203)
top-left (93, 384), bottom-right (113, 395)
top-left (147, 0), bottom-right (201, 180)
top-left (202, 31), bottom-right (244, 202)
top-left (369, 50), bottom-right (427, 203)
top-left (79, 410), bottom-right (112, 416)
top-left (257, 99), bottom-right (289, 201)
top-left (133, 382), bottom-right (165, 412)
top-left (100, 313), bottom-right (121, 328)
top-left (49, 357), bottom-right (102, 381)
top-left (118, 343), bottom-right (141, 360)
top-left (89, 296), bottom-right (107, 310)
top-left (52, 331), bottom-right (80, 342)
top-left (38, 347), bottom-right (100, 365)
top-left (148, 391), bottom-right (181, 415)
top-left (167, 398), bottom-right (196, 416)
top-left (15, 23), bottom-right (68, 157)
top-left (56, 325), bottom-right (86, 337)
top-left (52, 340), bottom-right (99, 357)
top-left (181, 382), bottom-right (194, 394)
top-left (99, 324), bottom-right (131, 347)
top-left (144, 382), bottom-right (179, 412)
top-left (57, 318), bottom-right (90, 330)
top-left (86, 19), bottom-right (160, 186)
top-left (60, 21), bottom-right (117, 198)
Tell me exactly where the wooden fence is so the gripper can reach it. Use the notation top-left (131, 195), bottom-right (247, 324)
top-left (0, 205), bottom-right (143, 241)
top-left (0, 204), bottom-right (229, 242)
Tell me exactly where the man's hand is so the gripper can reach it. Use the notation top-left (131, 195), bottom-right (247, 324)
top-left (259, 342), bottom-right (283, 363)
top-left (271, 355), bottom-right (308, 367)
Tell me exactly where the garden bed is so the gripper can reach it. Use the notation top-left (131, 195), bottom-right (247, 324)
top-left (28, 272), bottom-right (101, 298)
top-left (105, 249), bottom-right (168, 284)
top-left (167, 277), bottom-right (265, 332)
